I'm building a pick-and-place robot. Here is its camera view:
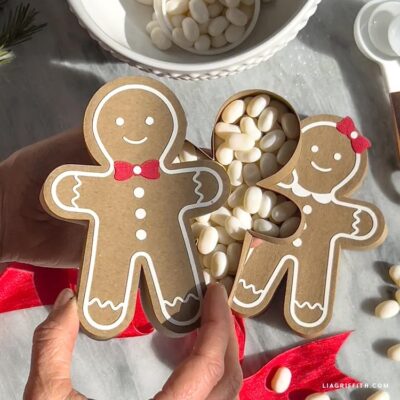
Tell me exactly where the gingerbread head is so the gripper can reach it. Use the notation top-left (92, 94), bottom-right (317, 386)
top-left (42, 77), bottom-right (229, 340)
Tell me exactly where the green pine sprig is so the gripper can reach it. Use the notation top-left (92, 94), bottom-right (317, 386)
top-left (0, 2), bottom-right (46, 65)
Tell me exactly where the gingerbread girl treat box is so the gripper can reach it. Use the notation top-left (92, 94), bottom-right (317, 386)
top-left (41, 77), bottom-right (229, 340)
top-left (229, 114), bottom-right (387, 337)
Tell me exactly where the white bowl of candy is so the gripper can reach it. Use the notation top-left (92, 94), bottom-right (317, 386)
top-left (68, 0), bottom-right (320, 79)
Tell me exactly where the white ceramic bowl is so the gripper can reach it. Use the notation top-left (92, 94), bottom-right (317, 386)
top-left (67, 0), bottom-right (321, 80)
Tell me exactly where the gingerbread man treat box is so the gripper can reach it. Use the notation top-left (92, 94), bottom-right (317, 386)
top-left (42, 77), bottom-right (229, 340)
top-left (229, 114), bottom-right (387, 337)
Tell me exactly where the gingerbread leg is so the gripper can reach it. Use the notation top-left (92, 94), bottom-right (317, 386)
top-left (139, 241), bottom-right (204, 335)
top-left (77, 226), bottom-right (141, 339)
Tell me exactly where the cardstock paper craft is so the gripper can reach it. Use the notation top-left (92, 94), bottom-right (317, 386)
top-left (41, 76), bottom-right (229, 340)
top-left (229, 113), bottom-right (387, 337)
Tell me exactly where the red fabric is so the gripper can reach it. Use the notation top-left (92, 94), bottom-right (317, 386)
top-left (240, 332), bottom-right (359, 400)
top-left (0, 263), bottom-right (153, 337)
top-left (336, 117), bottom-right (371, 154)
top-left (234, 315), bottom-right (246, 362)
top-left (114, 160), bottom-right (160, 181)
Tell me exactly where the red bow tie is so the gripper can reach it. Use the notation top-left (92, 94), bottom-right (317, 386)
top-left (336, 117), bottom-right (371, 154)
top-left (114, 160), bottom-right (160, 181)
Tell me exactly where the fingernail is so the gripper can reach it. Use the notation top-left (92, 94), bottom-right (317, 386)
top-left (53, 288), bottom-right (74, 310)
top-left (215, 282), bottom-right (228, 300)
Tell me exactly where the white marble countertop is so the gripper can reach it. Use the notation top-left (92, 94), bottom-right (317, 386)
top-left (1, 0), bottom-right (400, 399)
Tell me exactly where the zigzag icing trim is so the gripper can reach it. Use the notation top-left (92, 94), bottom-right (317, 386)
top-left (88, 297), bottom-right (124, 311)
top-left (294, 300), bottom-right (323, 311)
top-left (351, 209), bottom-right (361, 235)
top-left (238, 279), bottom-right (263, 295)
top-left (71, 176), bottom-right (82, 208)
top-left (164, 293), bottom-right (200, 308)
top-left (193, 171), bottom-right (204, 204)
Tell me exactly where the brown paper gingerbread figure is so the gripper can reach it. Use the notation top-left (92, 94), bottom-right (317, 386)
top-left (229, 114), bottom-right (387, 337)
top-left (42, 77), bottom-right (229, 340)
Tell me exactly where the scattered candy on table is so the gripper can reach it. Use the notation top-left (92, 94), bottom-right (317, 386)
top-left (367, 390), bottom-right (390, 400)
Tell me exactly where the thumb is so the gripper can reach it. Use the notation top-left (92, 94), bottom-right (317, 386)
top-left (24, 288), bottom-right (81, 400)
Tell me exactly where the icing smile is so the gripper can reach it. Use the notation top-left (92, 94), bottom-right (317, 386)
top-left (123, 136), bottom-right (148, 145)
top-left (311, 161), bottom-right (332, 173)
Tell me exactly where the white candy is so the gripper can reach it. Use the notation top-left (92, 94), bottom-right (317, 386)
top-left (243, 186), bottom-right (262, 214)
top-left (225, 0), bottom-right (240, 6)
top-left (258, 190), bottom-right (277, 218)
top-left (271, 201), bottom-right (298, 223)
top-left (225, 216), bottom-right (246, 240)
top-left (305, 394), bottom-right (330, 400)
top-left (208, 16), bottom-right (229, 37)
top-left (196, 213), bottom-right (210, 223)
top-left (203, 269), bottom-right (214, 285)
top-left (170, 14), bottom-right (185, 28)
top-left (375, 300), bottom-right (400, 319)
top-left (260, 153), bottom-right (279, 178)
top-left (228, 185), bottom-right (247, 208)
top-left (233, 207), bottom-right (252, 229)
top-left (227, 133), bottom-right (255, 151)
top-left (240, 117), bottom-right (262, 140)
top-left (172, 27), bottom-right (193, 48)
top-left (182, 17), bottom-right (200, 42)
top-left (227, 160), bottom-right (243, 186)
top-left (189, 0), bottom-right (209, 24)
top-left (389, 265), bottom-right (400, 286)
top-left (167, 0), bottom-right (189, 15)
top-left (198, 226), bottom-right (219, 255)
top-left (281, 113), bottom-right (300, 139)
top-left (243, 163), bottom-right (261, 186)
top-left (258, 107), bottom-right (279, 132)
top-left (241, 0), bottom-right (255, 6)
top-left (280, 216), bottom-right (301, 237)
top-left (136, 0), bottom-right (154, 5)
top-left (215, 122), bottom-right (241, 139)
top-left (180, 141), bottom-right (199, 162)
top-left (215, 226), bottom-right (235, 245)
top-left (227, 242), bottom-right (242, 274)
top-left (211, 34), bottom-right (228, 48)
top-left (225, 24), bottom-right (245, 43)
top-left (239, 4), bottom-right (254, 19)
top-left (146, 20), bottom-right (159, 34)
top-left (192, 222), bottom-right (208, 237)
top-left (387, 343), bottom-right (400, 361)
top-left (198, 21), bottom-right (209, 34)
top-left (270, 367), bottom-right (292, 394)
top-left (367, 391), bottom-right (390, 400)
top-left (277, 140), bottom-right (297, 165)
top-left (246, 95), bottom-right (270, 117)
top-left (216, 144), bottom-right (234, 165)
top-left (226, 7), bottom-right (248, 26)
top-left (211, 251), bottom-right (229, 279)
top-left (151, 27), bottom-right (173, 50)
top-left (208, 2), bottom-right (223, 17)
top-left (259, 129), bottom-right (286, 152)
top-left (210, 206), bottom-right (231, 226)
top-left (221, 100), bottom-right (245, 123)
top-left (269, 99), bottom-right (288, 116)
top-left (235, 147), bottom-right (262, 163)
top-left (253, 219), bottom-right (279, 236)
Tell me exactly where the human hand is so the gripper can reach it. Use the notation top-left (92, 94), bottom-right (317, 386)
top-left (0, 129), bottom-right (93, 267)
top-left (24, 284), bottom-right (242, 400)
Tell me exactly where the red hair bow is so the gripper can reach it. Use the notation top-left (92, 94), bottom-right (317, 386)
top-left (336, 117), bottom-right (371, 154)
top-left (114, 160), bottom-right (160, 181)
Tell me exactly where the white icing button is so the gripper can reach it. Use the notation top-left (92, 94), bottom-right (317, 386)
top-left (133, 166), bottom-right (142, 175)
top-left (135, 208), bottom-right (146, 219)
top-left (136, 229), bottom-right (147, 240)
top-left (134, 187), bottom-right (144, 198)
top-left (145, 116), bottom-right (154, 126)
top-left (116, 117), bottom-right (124, 126)
top-left (293, 238), bottom-right (302, 247)
top-left (311, 145), bottom-right (319, 153)
top-left (303, 205), bottom-right (312, 214)
top-left (350, 131), bottom-right (358, 139)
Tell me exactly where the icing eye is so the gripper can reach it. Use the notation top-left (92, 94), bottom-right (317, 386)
top-left (311, 145), bottom-right (319, 153)
top-left (334, 153), bottom-right (342, 161)
top-left (145, 116), bottom-right (154, 126)
top-left (116, 117), bottom-right (124, 127)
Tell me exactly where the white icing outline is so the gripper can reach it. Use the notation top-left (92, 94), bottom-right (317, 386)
top-left (233, 120), bottom-right (379, 329)
top-left (311, 160), bottom-right (332, 173)
top-left (50, 83), bottom-right (224, 332)
top-left (123, 136), bottom-right (148, 145)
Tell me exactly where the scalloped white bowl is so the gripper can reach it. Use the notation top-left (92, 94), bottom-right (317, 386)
top-left (67, 0), bottom-right (321, 80)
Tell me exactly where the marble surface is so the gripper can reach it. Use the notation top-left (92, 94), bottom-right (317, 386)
top-left (1, 0), bottom-right (400, 398)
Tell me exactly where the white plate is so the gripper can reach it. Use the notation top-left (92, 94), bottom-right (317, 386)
top-left (67, 0), bottom-right (321, 79)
